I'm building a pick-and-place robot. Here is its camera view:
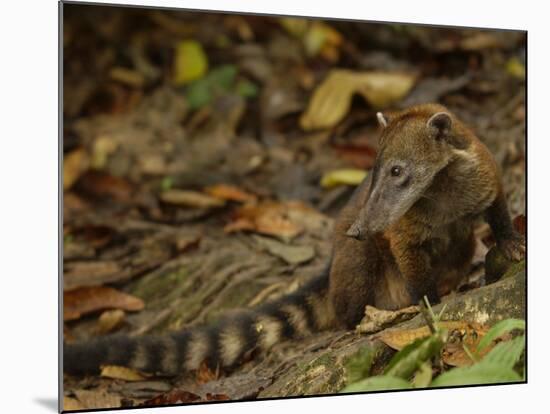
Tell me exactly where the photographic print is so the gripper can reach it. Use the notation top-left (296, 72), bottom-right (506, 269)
top-left (61, 1), bottom-right (526, 411)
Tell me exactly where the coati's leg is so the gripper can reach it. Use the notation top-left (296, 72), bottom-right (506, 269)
top-left (485, 191), bottom-right (525, 261)
top-left (436, 223), bottom-right (476, 296)
top-left (328, 237), bottom-right (380, 329)
top-left (389, 240), bottom-right (439, 305)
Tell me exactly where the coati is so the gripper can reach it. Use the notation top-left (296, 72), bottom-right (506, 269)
top-left (64, 103), bottom-right (525, 377)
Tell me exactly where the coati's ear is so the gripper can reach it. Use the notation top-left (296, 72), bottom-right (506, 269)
top-left (427, 112), bottom-right (452, 139)
top-left (376, 112), bottom-right (388, 128)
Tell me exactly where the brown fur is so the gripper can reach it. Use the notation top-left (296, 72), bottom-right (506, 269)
top-left (329, 103), bottom-right (524, 328)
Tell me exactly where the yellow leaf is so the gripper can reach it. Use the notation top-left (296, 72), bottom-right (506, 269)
top-left (100, 365), bottom-right (148, 381)
top-left (173, 40), bottom-right (208, 85)
top-left (506, 57), bottom-right (525, 80)
top-left (321, 169), bottom-right (367, 188)
top-left (304, 22), bottom-right (328, 57)
top-left (300, 70), bottom-right (416, 131)
top-left (63, 147), bottom-right (89, 191)
top-left (279, 17), bottom-right (309, 37)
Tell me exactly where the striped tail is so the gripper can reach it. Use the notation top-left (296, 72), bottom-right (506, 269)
top-left (64, 269), bottom-right (333, 376)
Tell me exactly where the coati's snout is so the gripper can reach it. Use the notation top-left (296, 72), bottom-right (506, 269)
top-left (345, 109), bottom-right (457, 240)
top-left (346, 168), bottom-right (412, 240)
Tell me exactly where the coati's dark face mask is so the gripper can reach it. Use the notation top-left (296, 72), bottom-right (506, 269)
top-left (346, 111), bottom-right (456, 240)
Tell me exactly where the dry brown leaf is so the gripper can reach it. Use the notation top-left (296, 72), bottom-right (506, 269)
top-left (300, 70), bottom-right (416, 130)
top-left (175, 235), bottom-right (201, 253)
top-left (77, 170), bottom-right (134, 202)
top-left (377, 321), bottom-right (487, 351)
top-left (142, 389), bottom-right (201, 406)
top-left (513, 214), bottom-right (526, 236)
top-left (100, 364), bottom-right (148, 381)
top-left (63, 147), bottom-right (89, 190)
top-left (205, 393), bottom-right (231, 401)
top-left (160, 189), bottom-right (226, 208)
top-left (63, 260), bottom-right (130, 291)
top-left (73, 389), bottom-right (121, 410)
top-left (64, 286), bottom-right (144, 321)
top-left (204, 184), bottom-right (257, 203)
top-left (252, 235), bottom-right (315, 265)
top-left (197, 360), bottom-right (221, 384)
top-left (109, 66), bottom-right (145, 88)
top-left (224, 201), bottom-right (305, 241)
top-left (356, 305), bottom-right (420, 334)
top-left (63, 396), bottom-right (84, 411)
top-left (377, 321), bottom-right (489, 367)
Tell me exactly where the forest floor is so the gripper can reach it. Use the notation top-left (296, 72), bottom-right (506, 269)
top-left (62, 5), bottom-right (526, 410)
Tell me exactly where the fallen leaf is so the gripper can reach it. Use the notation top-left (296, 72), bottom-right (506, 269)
top-left (280, 19), bottom-right (342, 61)
top-left (377, 321), bottom-right (486, 350)
top-left (160, 189), bottom-right (226, 208)
top-left (142, 390), bottom-right (201, 406)
top-left (376, 321), bottom-right (489, 367)
top-left (300, 70), bottom-right (416, 130)
top-left (197, 360), bottom-right (221, 384)
top-left (173, 40), bottom-right (208, 86)
top-left (76, 170), bottom-right (133, 202)
top-left (205, 393), bottom-right (230, 401)
top-left (63, 147), bottom-right (89, 190)
top-left (91, 135), bottom-right (119, 169)
top-left (97, 309), bottom-right (126, 334)
top-left (356, 305), bottom-right (420, 334)
top-left (64, 286), bottom-right (144, 321)
top-left (113, 381), bottom-right (172, 399)
top-left (513, 214), bottom-right (526, 236)
top-left (70, 224), bottom-right (116, 249)
top-left (460, 32), bottom-right (501, 51)
top-left (333, 142), bottom-right (377, 169)
top-left (321, 169), bottom-right (368, 188)
top-left (185, 65), bottom-right (237, 110)
top-left (73, 389), bottom-right (120, 410)
top-left (175, 235), bottom-right (201, 253)
top-left (63, 396), bottom-right (84, 411)
top-left (109, 66), bottom-right (145, 88)
top-left (506, 57), bottom-right (526, 80)
top-left (224, 201), bottom-right (306, 241)
top-left (204, 184), bottom-right (257, 203)
top-left (63, 260), bottom-right (130, 290)
top-left (252, 235), bottom-right (315, 265)
top-left (100, 365), bottom-right (148, 381)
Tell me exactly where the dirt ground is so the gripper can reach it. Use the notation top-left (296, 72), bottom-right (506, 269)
top-left (62, 4), bottom-right (526, 410)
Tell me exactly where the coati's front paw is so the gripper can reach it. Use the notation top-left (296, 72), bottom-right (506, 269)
top-left (498, 232), bottom-right (526, 261)
top-left (408, 283), bottom-right (440, 306)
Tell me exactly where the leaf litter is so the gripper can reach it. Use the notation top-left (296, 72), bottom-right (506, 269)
top-left (62, 6), bottom-right (525, 408)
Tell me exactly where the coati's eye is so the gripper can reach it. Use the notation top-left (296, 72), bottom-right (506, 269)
top-left (390, 166), bottom-right (402, 177)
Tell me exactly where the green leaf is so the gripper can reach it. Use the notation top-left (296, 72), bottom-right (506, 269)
top-left (341, 375), bottom-right (412, 393)
top-left (481, 335), bottom-right (525, 369)
top-left (384, 330), bottom-right (446, 379)
top-left (209, 65), bottom-right (237, 92)
top-left (476, 319), bottom-right (525, 353)
top-left (235, 78), bottom-right (259, 98)
top-left (431, 363), bottom-right (522, 387)
top-left (186, 78), bottom-right (212, 110)
top-left (184, 65), bottom-right (239, 110)
top-left (345, 346), bottom-right (377, 384)
top-left (160, 176), bottom-right (174, 191)
top-left (412, 362), bottom-right (433, 388)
